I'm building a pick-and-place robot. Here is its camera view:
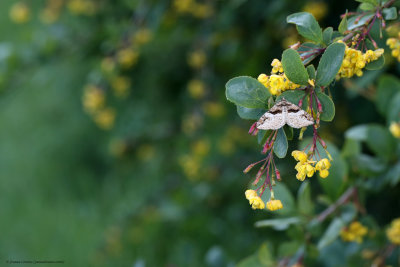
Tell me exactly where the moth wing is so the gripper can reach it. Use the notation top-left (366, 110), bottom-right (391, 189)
top-left (256, 112), bottom-right (286, 130)
top-left (286, 109), bottom-right (314, 128)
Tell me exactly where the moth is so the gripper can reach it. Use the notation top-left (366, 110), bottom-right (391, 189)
top-left (256, 98), bottom-right (314, 130)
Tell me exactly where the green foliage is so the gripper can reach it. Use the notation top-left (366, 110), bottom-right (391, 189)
top-left (273, 128), bottom-right (288, 158)
top-left (316, 43), bottom-right (345, 87)
top-left (287, 12), bottom-right (323, 44)
top-left (282, 48), bottom-right (309, 85)
top-left (226, 76), bottom-right (270, 108)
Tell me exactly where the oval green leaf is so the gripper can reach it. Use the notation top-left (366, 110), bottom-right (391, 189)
top-left (282, 49), bottom-right (309, 86)
top-left (237, 106), bottom-right (266, 120)
top-left (226, 76), bottom-right (271, 108)
top-left (287, 12), bottom-right (323, 44)
top-left (316, 92), bottom-right (335, 121)
top-left (316, 42), bottom-right (345, 87)
top-left (273, 128), bottom-right (288, 158)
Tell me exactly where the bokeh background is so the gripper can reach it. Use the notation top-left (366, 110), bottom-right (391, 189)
top-left (1, 0), bottom-right (399, 266)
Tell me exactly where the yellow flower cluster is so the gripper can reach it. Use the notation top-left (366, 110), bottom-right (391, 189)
top-left (40, 0), bottom-right (63, 24)
top-left (245, 190), bottom-right (284, 211)
top-left (245, 190), bottom-right (265, 210)
top-left (292, 150), bottom-right (331, 180)
top-left (266, 199), bottom-right (283, 211)
top-left (111, 76), bottom-right (131, 98)
top-left (340, 221), bottom-right (368, 243)
top-left (179, 138), bottom-right (210, 180)
top-left (82, 85), bottom-right (115, 130)
top-left (303, 2), bottom-right (328, 21)
top-left (337, 42), bottom-right (384, 78)
top-left (258, 59), bottom-right (301, 96)
top-left (387, 218), bottom-right (400, 245)
top-left (389, 122), bottom-right (400, 138)
top-left (387, 33), bottom-right (400, 62)
top-left (67, 0), bottom-right (97, 16)
top-left (173, 0), bottom-right (213, 18)
top-left (117, 48), bottom-right (139, 69)
top-left (9, 2), bottom-right (30, 24)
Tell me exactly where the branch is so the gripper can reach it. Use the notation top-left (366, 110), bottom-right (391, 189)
top-left (315, 187), bottom-right (356, 223)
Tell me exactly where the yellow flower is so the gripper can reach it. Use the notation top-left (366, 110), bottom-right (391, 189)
top-left (271, 59), bottom-right (283, 74)
top-left (292, 150), bottom-right (308, 163)
top-left (202, 102), bottom-right (225, 118)
top-left (67, 0), bottom-right (96, 16)
top-left (245, 189), bottom-right (257, 199)
top-left (132, 28), bottom-right (153, 45)
top-left (315, 158), bottom-right (331, 178)
top-left (191, 139), bottom-right (210, 158)
top-left (308, 79), bottom-right (315, 87)
top-left (117, 48), bottom-right (139, 69)
top-left (387, 218), bottom-right (400, 245)
top-left (9, 2), bottom-right (30, 24)
top-left (387, 36), bottom-right (400, 62)
top-left (111, 76), bottom-right (131, 98)
top-left (266, 199), bottom-right (283, 211)
top-left (303, 2), bottom-right (328, 21)
top-left (187, 50), bottom-right (206, 69)
top-left (389, 122), bottom-right (400, 138)
top-left (101, 57), bottom-right (116, 74)
top-left (305, 164), bottom-right (315, 177)
top-left (315, 158), bottom-right (331, 170)
top-left (340, 221), bottom-right (368, 243)
top-left (245, 190), bottom-right (265, 210)
top-left (82, 85), bottom-right (105, 114)
top-left (295, 163), bottom-right (307, 181)
top-left (93, 108), bottom-right (116, 130)
top-left (187, 79), bottom-right (206, 99)
top-left (191, 3), bottom-right (213, 18)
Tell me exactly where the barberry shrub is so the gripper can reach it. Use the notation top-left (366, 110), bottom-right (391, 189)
top-left (226, 0), bottom-right (400, 265)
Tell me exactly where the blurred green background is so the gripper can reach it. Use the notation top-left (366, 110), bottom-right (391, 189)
top-left (1, 0), bottom-right (399, 266)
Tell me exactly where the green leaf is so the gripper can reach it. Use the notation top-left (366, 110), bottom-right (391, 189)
top-left (376, 75), bottom-right (400, 117)
top-left (225, 76), bottom-right (271, 108)
top-left (353, 154), bottom-right (387, 176)
top-left (237, 106), bottom-right (266, 120)
top-left (316, 92), bottom-right (336, 121)
top-left (284, 125), bottom-right (293, 141)
top-left (316, 42), bottom-right (345, 87)
top-left (383, 7), bottom-right (397, 20)
top-left (388, 91), bottom-right (400, 122)
top-left (255, 217), bottom-right (301, 230)
top-left (347, 13), bottom-right (374, 30)
top-left (307, 65), bottom-right (316, 80)
top-left (360, 2), bottom-right (375, 11)
top-left (287, 12), bottom-right (323, 44)
top-left (356, 0), bottom-right (378, 4)
top-left (297, 181), bottom-right (314, 215)
top-left (323, 27), bottom-right (333, 46)
top-left (257, 243), bottom-right (275, 266)
top-left (338, 12), bottom-right (348, 34)
top-left (366, 124), bottom-right (396, 160)
top-left (345, 124), bottom-right (369, 141)
top-left (282, 49), bottom-right (309, 85)
top-left (274, 128), bottom-right (288, 158)
top-left (317, 218), bottom-right (345, 249)
top-left (341, 138), bottom-right (361, 158)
